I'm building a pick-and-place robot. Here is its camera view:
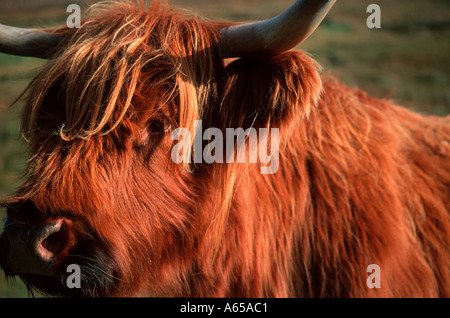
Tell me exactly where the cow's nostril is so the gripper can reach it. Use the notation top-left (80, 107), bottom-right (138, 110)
top-left (3, 217), bottom-right (74, 276)
top-left (39, 219), bottom-right (69, 261)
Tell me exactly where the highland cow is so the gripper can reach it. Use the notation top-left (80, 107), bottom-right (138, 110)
top-left (0, 0), bottom-right (449, 297)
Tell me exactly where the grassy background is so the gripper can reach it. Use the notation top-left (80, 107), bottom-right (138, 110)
top-left (0, 0), bottom-right (449, 297)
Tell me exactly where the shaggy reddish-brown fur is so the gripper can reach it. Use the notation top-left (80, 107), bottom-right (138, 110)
top-left (1, 1), bottom-right (449, 297)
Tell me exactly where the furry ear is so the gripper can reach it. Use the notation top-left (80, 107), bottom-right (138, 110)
top-left (213, 51), bottom-right (323, 134)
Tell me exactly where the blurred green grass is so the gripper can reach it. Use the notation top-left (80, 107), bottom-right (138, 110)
top-left (0, 0), bottom-right (449, 297)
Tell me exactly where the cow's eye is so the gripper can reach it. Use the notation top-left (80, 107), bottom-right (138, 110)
top-left (148, 119), bottom-right (171, 135)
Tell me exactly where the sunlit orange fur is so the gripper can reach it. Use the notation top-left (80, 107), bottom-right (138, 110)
top-left (4, 1), bottom-right (449, 296)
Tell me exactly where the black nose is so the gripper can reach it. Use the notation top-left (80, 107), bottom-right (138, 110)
top-left (1, 200), bottom-right (74, 277)
top-left (3, 217), bottom-right (70, 276)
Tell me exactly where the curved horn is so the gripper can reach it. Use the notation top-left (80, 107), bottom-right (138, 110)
top-left (0, 24), bottom-right (63, 58)
top-left (219, 0), bottom-right (336, 58)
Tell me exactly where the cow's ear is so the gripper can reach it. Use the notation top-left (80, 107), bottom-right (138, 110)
top-left (216, 51), bottom-right (322, 133)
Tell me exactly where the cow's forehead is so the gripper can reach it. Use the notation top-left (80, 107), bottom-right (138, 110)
top-left (20, 3), bottom-right (225, 144)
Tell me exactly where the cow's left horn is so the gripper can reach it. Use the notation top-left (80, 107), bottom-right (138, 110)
top-left (219, 0), bottom-right (336, 58)
top-left (0, 24), bottom-right (63, 58)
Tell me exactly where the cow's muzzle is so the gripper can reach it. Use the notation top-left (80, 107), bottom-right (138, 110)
top-left (2, 214), bottom-right (73, 277)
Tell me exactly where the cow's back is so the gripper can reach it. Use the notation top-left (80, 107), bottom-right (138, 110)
top-left (287, 76), bottom-right (450, 297)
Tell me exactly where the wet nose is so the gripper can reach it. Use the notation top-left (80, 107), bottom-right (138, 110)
top-left (3, 217), bottom-right (72, 276)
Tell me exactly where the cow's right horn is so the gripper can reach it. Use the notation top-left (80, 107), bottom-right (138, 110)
top-left (0, 24), bottom-right (63, 58)
top-left (219, 0), bottom-right (336, 58)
